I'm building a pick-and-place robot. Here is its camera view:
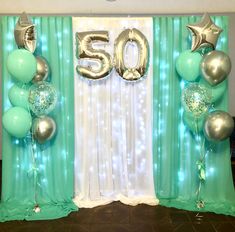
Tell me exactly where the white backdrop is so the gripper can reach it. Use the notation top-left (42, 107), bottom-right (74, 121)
top-left (72, 17), bottom-right (158, 207)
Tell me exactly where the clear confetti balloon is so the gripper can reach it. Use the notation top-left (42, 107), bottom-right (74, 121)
top-left (182, 83), bottom-right (211, 117)
top-left (28, 81), bottom-right (57, 116)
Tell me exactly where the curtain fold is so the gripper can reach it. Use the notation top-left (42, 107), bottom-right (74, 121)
top-left (72, 17), bottom-right (158, 208)
top-left (0, 16), bottom-right (78, 221)
top-left (153, 16), bottom-right (235, 216)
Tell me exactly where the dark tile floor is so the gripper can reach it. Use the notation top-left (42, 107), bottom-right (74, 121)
top-left (0, 161), bottom-right (235, 232)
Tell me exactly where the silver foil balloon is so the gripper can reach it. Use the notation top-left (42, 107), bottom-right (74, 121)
top-left (204, 110), bottom-right (234, 141)
top-left (114, 28), bottom-right (149, 81)
top-left (32, 116), bottom-right (56, 144)
top-left (201, 50), bottom-right (231, 86)
top-left (14, 12), bottom-right (37, 53)
top-left (76, 31), bottom-right (112, 80)
top-left (187, 13), bottom-right (223, 52)
top-left (32, 56), bottom-right (50, 83)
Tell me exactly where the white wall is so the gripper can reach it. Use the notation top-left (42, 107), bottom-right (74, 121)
top-left (0, 0), bottom-right (234, 14)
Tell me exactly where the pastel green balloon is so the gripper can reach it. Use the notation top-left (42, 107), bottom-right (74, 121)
top-left (199, 78), bottom-right (226, 103)
top-left (8, 84), bottom-right (29, 109)
top-left (176, 50), bottom-right (202, 81)
top-left (183, 112), bottom-right (206, 133)
top-left (7, 49), bottom-right (37, 83)
top-left (2, 107), bottom-right (32, 138)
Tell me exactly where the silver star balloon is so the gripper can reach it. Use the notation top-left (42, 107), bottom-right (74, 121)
top-left (187, 13), bottom-right (223, 51)
top-left (14, 12), bottom-right (37, 53)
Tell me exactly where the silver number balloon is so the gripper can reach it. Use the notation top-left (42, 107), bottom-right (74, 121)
top-left (201, 50), bottom-right (231, 86)
top-left (114, 28), bottom-right (149, 81)
top-left (76, 31), bottom-right (112, 80)
top-left (204, 110), bottom-right (234, 141)
top-left (32, 56), bottom-right (50, 83)
top-left (14, 12), bottom-right (37, 53)
top-left (32, 116), bottom-right (56, 144)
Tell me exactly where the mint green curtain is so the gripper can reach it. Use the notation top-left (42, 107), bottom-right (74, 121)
top-left (0, 16), bottom-right (77, 221)
top-left (153, 16), bottom-right (235, 216)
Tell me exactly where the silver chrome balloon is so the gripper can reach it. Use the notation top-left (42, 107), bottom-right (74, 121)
top-left (201, 50), bottom-right (231, 86)
top-left (32, 116), bottom-right (56, 144)
top-left (14, 12), bottom-right (37, 53)
top-left (32, 56), bottom-right (50, 83)
top-left (187, 13), bottom-right (223, 52)
top-left (204, 110), bottom-right (234, 141)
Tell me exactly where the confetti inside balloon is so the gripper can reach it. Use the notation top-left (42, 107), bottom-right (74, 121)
top-left (28, 81), bottom-right (57, 116)
top-left (182, 83), bottom-right (211, 117)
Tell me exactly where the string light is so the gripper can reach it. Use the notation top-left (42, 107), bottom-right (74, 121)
top-left (72, 18), bottom-right (156, 205)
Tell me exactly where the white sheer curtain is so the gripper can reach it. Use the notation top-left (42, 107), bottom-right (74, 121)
top-left (72, 17), bottom-right (158, 208)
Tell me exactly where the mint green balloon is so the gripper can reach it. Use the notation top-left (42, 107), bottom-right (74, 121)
top-left (8, 84), bottom-right (29, 109)
top-left (183, 112), bottom-right (206, 133)
top-left (199, 78), bottom-right (226, 103)
top-left (176, 50), bottom-right (202, 81)
top-left (7, 49), bottom-right (37, 83)
top-left (2, 107), bottom-right (32, 138)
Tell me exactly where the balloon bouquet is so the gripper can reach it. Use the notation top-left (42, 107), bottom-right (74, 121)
top-left (176, 13), bottom-right (234, 209)
top-left (2, 13), bottom-right (58, 212)
top-left (2, 12), bottom-right (57, 144)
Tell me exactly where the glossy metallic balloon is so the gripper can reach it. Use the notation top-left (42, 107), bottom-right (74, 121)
top-left (114, 28), bottom-right (149, 81)
top-left (32, 56), bottom-right (50, 83)
top-left (14, 12), bottom-right (37, 53)
top-left (32, 116), bottom-right (56, 144)
top-left (187, 13), bottom-right (223, 52)
top-left (76, 31), bottom-right (112, 80)
top-left (204, 111), bottom-right (234, 141)
top-left (201, 50), bottom-right (231, 86)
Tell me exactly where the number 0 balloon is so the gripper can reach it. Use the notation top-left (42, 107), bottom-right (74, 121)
top-left (114, 28), bottom-right (149, 81)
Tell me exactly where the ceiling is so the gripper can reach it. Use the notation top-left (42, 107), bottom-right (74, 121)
top-left (0, 0), bottom-right (235, 15)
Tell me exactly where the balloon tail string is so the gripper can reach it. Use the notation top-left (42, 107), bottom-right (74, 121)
top-left (194, 117), bottom-right (206, 209)
top-left (30, 131), bottom-right (38, 207)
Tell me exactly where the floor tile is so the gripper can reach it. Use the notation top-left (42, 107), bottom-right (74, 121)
top-left (192, 222), bottom-right (216, 232)
top-left (63, 209), bottom-right (93, 224)
top-left (130, 204), bottom-right (169, 224)
top-left (169, 212), bottom-right (191, 225)
top-left (174, 223), bottom-right (196, 232)
top-left (90, 224), bottom-right (129, 232)
top-left (153, 222), bottom-right (174, 232)
top-left (211, 222), bottom-right (235, 232)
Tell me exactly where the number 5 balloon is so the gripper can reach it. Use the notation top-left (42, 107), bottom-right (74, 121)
top-left (76, 31), bottom-right (112, 80)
